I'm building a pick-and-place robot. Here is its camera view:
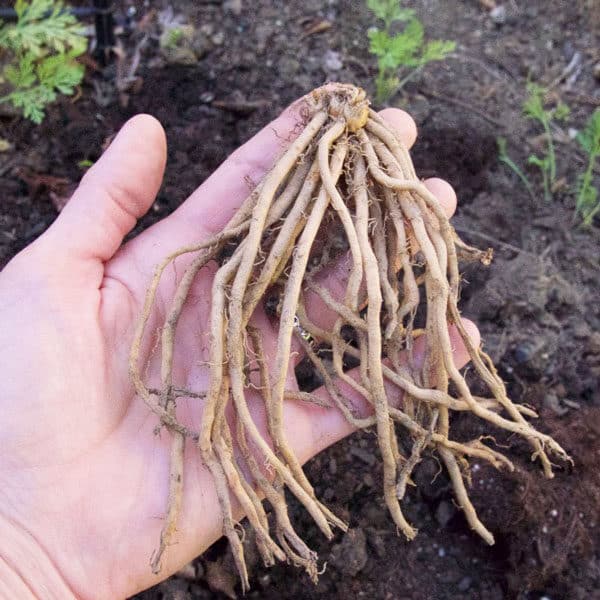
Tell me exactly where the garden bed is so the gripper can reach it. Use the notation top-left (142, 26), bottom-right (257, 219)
top-left (1, 1), bottom-right (599, 598)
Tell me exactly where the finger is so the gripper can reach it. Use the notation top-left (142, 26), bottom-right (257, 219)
top-left (167, 105), bottom-right (418, 238)
top-left (303, 176), bottom-right (458, 334)
top-left (42, 114), bottom-right (167, 265)
top-left (111, 104), bottom-right (418, 291)
top-left (288, 319), bottom-right (481, 465)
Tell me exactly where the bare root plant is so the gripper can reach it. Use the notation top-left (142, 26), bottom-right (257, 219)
top-left (129, 83), bottom-right (571, 590)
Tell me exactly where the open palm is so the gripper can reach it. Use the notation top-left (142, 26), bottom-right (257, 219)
top-left (0, 100), bottom-right (477, 599)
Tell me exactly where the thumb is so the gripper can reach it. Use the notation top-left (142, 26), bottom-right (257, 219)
top-left (44, 114), bottom-right (167, 264)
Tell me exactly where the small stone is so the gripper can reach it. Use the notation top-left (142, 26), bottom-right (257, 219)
top-left (329, 457), bottom-right (337, 475)
top-left (490, 5), bottom-right (507, 25)
top-left (544, 393), bottom-right (568, 416)
top-left (199, 23), bottom-right (214, 36)
top-left (323, 49), bottom-right (343, 71)
top-left (554, 383), bottom-right (567, 398)
top-left (363, 473), bottom-right (374, 487)
top-left (255, 22), bottom-right (272, 54)
top-left (367, 529), bottom-right (387, 558)
top-left (160, 578), bottom-right (188, 600)
top-left (199, 91), bottom-right (215, 103)
top-left (192, 30), bottom-right (213, 58)
top-left (573, 322), bottom-right (590, 340)
top-left (223, 0), bottom-right (242, 15)
top-left (562, 40), bottom-right (576, 62)
top-left (205, 558), bottom-right (237, 600)
top-left (593, 62), bottom-right (600, 82)
top-left (330, 528), bottom-right (368, 576)
top-left (588, 332), bottom-right (600, 355)
top-left (278, 56), bottom-right (301, 78)
top-left (513, 343), bottom-right (533, 364)
top-left (435, 500), bottom-right (457, 527)
top-left (350, 446), bottom-right (376, 466)
top-left (458, 576), bottom-right (472, 592)
top-left (211, 31), bottom-right (225, 45)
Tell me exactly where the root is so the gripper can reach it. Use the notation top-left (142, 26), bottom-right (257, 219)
top-left (130, 83), bottom-right (571, 585)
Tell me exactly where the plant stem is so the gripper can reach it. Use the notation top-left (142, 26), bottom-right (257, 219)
top-left (396, 65), bottom-right (423, 91)
top-left (498, 153), bottom-right (536, 202)
top-left (543, 117), bottom-right (556, 185)
top-left (577, 150), bottom-right (600, 225)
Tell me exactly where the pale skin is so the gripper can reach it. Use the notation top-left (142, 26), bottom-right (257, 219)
top-left (0, 97), bottom-right (479, 599)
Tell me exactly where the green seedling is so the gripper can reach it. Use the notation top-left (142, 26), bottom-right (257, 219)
top-left (162, 27), bottom-right (184, 50)
top-left (497, 137), bottom-right (536, 202)
top-left (366, 0), bottom-right (455, 103)
top-left (523, 83), bottom-right (570, 202)
top-left (0, 0), bottom-right (86, 123)
top-left (575, 108), bottom-right (600, 226)
top-left (77, 158), bottom-right (94, 169)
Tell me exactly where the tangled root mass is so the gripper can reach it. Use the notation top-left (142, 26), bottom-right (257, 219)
top-left (129, 83), bottom-right (570, 590)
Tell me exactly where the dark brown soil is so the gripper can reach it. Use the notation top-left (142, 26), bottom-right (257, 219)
top-left (2, 1), bottom-right (600, 599)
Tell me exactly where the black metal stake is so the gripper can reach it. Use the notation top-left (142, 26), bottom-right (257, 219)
top-left (93, 0), bottom-right (116, 66)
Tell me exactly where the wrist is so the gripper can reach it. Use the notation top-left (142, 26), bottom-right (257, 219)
top-left (0, 513), bottom-right (77, 600)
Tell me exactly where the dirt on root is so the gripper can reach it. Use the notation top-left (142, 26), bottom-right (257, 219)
top-left (2, 0), bottom-right (600, 599)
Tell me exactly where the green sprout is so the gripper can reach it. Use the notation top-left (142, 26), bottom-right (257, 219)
top-left (497, 137), bottom-right (536, 202)
top-left (366, 0), bottom-right (455, 104)
top-left (523, 84), bottom-right (570, 202)
top-left (575, 108), bottom-right (600, 226)
top-left (0, 0), bottom-right (86, 123)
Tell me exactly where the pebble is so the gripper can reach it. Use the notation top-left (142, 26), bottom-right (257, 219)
top-left (588, 332), bottom-right (600, 354)
top-left (211, 31), bottom-right (225, 45)
top-left (223, 0), bottom-right (242, 15)
top-left (363, 473), bottom-right (374, 487)
top-left (330, 529), bottom-right (368, 577)
top-left (458, 576), bottom-right (472, 592)
top-left (199, 91), bottom-right (215, 103)
top-left (562, 40), bottom-right (576, 61)
top-left (255, 22), bottom-right (271, 54)
top-left (554, 383), bottom-right (567, 398)
top-left (573, 322), bottom-right (590, 340)
top-left (350, 446), bottom-right (376, 466)
top-left (593, 62), bottom-right (600, 81)
top-left (192, 29), bottom-right (213, 58)
top-left (329, 457), bottom-right (337, 475)
top-left (435, 500), bottom-right (456, 527)
top-left (544, 393), bottom-right (568, 416)
top-left (323, 49), bottom-right (343, 71)
top-left (490, 5), bottom-right (507, 25)
top-left (278, 56), bottom-right (301, 78)
top-left (513, 342), bottom-right (533, 364)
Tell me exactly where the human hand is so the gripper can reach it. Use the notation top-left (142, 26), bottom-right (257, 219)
top-left (0, 98), bottom-right (479, 599)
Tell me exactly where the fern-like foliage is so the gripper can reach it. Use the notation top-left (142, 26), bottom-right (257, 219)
top-left (575, 108), bottom-right (600, 225)
top-left (366, 0), bottom-right (455, 103)
top-left (0, 0), bottom-right (86, 123)
top-left (523, 84), bottom-right (570, 202)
